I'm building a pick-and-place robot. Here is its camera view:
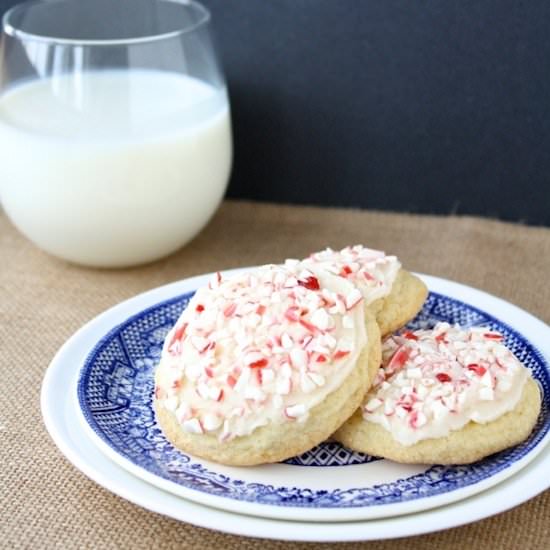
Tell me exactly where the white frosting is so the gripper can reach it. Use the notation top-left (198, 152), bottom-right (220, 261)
top-left (301, 245), bottom-right (401, 305)
top-left (363, 323), bottom-right (530, 446)
top-left (156, 263), bottom-right (367, 441)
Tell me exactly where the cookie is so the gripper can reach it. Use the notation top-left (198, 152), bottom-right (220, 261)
top-left (334, 323), bottom-right (542, 464)
top-left (302, 245), bottom-right (428, 336)
top-left (369, 269), bottom-right (428, 337)
top-left (155, 263), bottom-right (381, 466)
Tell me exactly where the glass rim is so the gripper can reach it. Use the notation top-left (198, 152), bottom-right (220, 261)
top-left (2, 0), bottom-right (211, 47)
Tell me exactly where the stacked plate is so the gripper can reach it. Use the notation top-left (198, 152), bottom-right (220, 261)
top-left (41, 270), bottom-right (550, 542)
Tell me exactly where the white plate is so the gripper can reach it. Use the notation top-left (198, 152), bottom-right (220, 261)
top-left (41, 322), bottom-right (550, 542)
top-left (43, 271), bottom-right (550, 526)
top-left (69, 271), bottom-right (550, 522)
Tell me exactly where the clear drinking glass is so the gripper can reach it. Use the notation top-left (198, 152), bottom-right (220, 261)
top-left (0, 0), bottom-right (232, 267)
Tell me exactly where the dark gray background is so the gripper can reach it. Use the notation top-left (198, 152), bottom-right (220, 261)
top-left (2, 0), bottom-right (549, 225)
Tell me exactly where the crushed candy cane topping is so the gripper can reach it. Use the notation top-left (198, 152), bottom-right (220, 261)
top-left (301, 245), bottom-right (401, 305)
top-left (155, 263), bottom-right (367, 441)
top-left (362, 322), bottom-right (530, 446)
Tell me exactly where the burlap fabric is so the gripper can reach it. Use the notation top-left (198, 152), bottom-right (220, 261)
top-left (1, 200), bottom-right (549, 549)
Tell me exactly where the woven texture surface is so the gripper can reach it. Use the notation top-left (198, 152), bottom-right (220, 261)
top-left (1, 199), bottom-right (549, 549)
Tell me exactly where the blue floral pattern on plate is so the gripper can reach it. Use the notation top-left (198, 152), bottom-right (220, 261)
top-left (77, 291), bottom-right (550, 508)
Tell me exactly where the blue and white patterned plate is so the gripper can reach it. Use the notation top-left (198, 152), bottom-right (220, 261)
top-left (74, 271), bottom-right (550, 522)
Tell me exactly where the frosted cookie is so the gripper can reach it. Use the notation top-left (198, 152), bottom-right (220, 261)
top-left (302, 245), bottom-right (428, 336)
top-left (154, 263), bottom-right (381, 466)
top-left (371, 270), bottom-right (429, 337)
top-left (334, 323), bottom-right (542, 464)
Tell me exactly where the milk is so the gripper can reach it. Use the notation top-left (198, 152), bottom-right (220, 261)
top-left (0, 70), bottom-right (232, 267)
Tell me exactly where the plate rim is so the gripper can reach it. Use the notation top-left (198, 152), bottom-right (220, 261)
top-left (39, 275), bottom-right (550, 541)
top-left (71, 271), bottom-right (550, 522)
top-left (40, 366), bottom-right (550, 542)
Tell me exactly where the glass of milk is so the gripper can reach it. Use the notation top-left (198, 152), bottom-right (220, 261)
top-left (0, 0), bottom-right (232, 267)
